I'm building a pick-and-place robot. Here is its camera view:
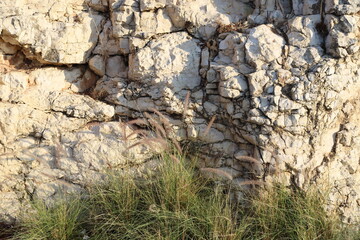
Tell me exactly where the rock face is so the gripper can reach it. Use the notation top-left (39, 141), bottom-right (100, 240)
top-left (0, 0), bottom-right (360, 224)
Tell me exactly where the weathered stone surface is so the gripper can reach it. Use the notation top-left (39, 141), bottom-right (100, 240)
top-left (325, 14), bottom-right (360, 57)
top-left (0, 0), bottom-right (105, 64)
top-left (106, 56), bottom-right (128, 78)
top-left (217, 66), bottom-right (248, 98)
top-left (86, 0), bottom-right (108, 12)
top-left (89, 55), bottom-right (106, 76)
top-left (325, 0), bottom-right (360, 15)
top-left (111, 0), bottom-right (253, 40)
top-left (245, 25), bottom-right (286, 69)
top-left (287, 15), bottom-right (323, 48)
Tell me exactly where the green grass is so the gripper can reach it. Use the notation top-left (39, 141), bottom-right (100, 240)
top-left (239, 185), bottom-right (359, 240)
top-left (14, 196), bottom-right (87, 240)
top-left (9, 152), bottom-right (360, 240)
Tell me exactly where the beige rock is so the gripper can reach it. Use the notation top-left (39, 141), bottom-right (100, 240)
top-left (139, 0), bottom-right (166, 11)
top-left (287, 15), bottom-right (322, 48)
top-left (106, 56), bottom-right (128, 78)
top-left (0, 0), bottom-right (105, 64)
top-left (245, 25), bottom-right (285, 69)
top-left (89, 55), bottom-right (106, 76)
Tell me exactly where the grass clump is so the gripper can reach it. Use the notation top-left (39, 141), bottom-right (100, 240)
top-left (10, 152), bottom-right (360, 240)
top-left (14, 196), bottom-right (86, 240)
top-left (240, 185), bottom-right (359, 240)
top-left (86, 153), bottom-right (244, 240)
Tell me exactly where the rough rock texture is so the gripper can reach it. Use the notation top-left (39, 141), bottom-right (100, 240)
top-left (1, 0), bottom-right (360, 224)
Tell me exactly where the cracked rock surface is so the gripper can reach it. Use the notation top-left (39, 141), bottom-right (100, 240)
top-left (0, 0), bottom-right (360, 224)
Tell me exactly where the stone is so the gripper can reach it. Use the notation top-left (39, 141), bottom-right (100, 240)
top-left (217, 66), bottom-right (248, 98)
top-left (0, 71), bottom-right (28, 102)
top-left (135, 9), bottom-right (175, 38)
top-left (288, 46), bottom-right (324, 68)
top-left (203, 101), bottom-right (218, 115)
top-left (86, 0), bottom-right (108, 12)
top-left (50, 93), bottom-right (115, 121)
top-left (166, 0), bottom-right (253, 39)
top-left (303, 0), bottom-right (322, 14)
top-left (89, 55), bottom-right (106, 76)
top-left (139, 0), bottom-right (166, 11)
top-left (110, 0), bottom-right (139, 38)
top-left (245, 25), bottom-right (286, 69)
top-left (325, 0), bottom-right (360, 15)
top-left (0, 0), bottom-right (105, 64)
top-left (0, 38), bottom-right (18, 54)
top-left (0, 192), bottom-right (22, 223)
top-left (106, 56), bottom-right (128, 78)
top-left (187, 124), bottom-right (225, 143)
top-left (71, 69), bottom-right (98, 93)
top-left (287, 15), bottom-right (323, 48)
top-left (127, 32), bottom-right (201, 114)
top-left (325, 15), bottom-right (360, 57)
top-left (248, 70), bottom-right (269, 97)
top-left (219, 75), bottom-right (248, 99)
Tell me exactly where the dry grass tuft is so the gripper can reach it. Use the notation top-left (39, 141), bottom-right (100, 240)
top-left (203, 115), bottom-right (216, 136)
top-left (200, 167), bottom-right (234, 181)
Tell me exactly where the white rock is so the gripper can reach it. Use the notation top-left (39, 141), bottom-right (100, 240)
top-left (110, 0), bottom-right (139, 38)
top-left (0, 192), bottom-right (21, 223)
top-left (245, 25), bottom-right (285, 69)
top-left (0, 0), bottom-right (105, 64)
top-left (0, 71), bottom-right (28, 101)
top-left (139, 0), bottom-right (166, 11)
top-left (325, 0), bottom-right (360, 14)
top-left (288, 46), bottom-right (324, 68)
top-left (128, 32), bottom-right (201, 101)
top-left (106, 56), bottom-right (128, 78)
top-left (51, 93), bottom-right (115, 121)
top-left (287, 15), bottom-right (322, 47)
top-left (325, 15), bottom-right (360, 57)
top-left (89, 55), bottom-right (106, 76)
top-left (86, 0), bottom-right (108, 12)
top-left (0, 38), bottom-right (18, 54)
top-left (248, 70), bottom-right (269, 97)
top-left (219, 75), bottom-right (248, 99)
top-left (166, 0), bottom-right (252, 39)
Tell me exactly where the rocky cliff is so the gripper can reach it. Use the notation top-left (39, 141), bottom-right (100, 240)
top-left (0, 0), bottom-right (359, 224)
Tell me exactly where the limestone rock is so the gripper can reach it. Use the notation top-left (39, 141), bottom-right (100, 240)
top-left (0, 0), bottom-right (105, 64)
top-left (140, 0), bottom-right (166, 11)
top-left (325, 15), bottom-right (360, 57)
top-left (86, 0), bottom-right (109, 12)
top-left (217, 67), bottom-right (248, 98)
top-left (106, 56), bottom-right (128, 78)
top-left (325, 0), bottom-right (360, 15)
top-left (287, 15), bottom-right (323, 48)
top-left (248, 70), bottom-right (269, 97)
top-left (245, 25), bottom-right (286, 69)
top-left (50, 93), bottom-right (115, 121)
top-left (89, 55), bottom-right (106, 76)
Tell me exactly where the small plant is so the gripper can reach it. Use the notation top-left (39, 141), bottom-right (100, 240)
top-left (85, 152), bottom-right (245, 240)
top-left (239, 185), bottom-right (359, 240)
top-left (14, 196), bottom-right (87, 240)
top-left (11, 149), bottom-right (360, 240)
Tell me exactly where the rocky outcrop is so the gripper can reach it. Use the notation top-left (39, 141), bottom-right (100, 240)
top-left (0, 0), bottom-right (359, 224)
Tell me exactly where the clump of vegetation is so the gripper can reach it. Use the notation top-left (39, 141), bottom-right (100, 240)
top-left (9, 148), bottom-right (359, 240)
top-left (14, 197), bottom-right (87, 240)
top-left (239, 185), bottom-right (359, 240)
